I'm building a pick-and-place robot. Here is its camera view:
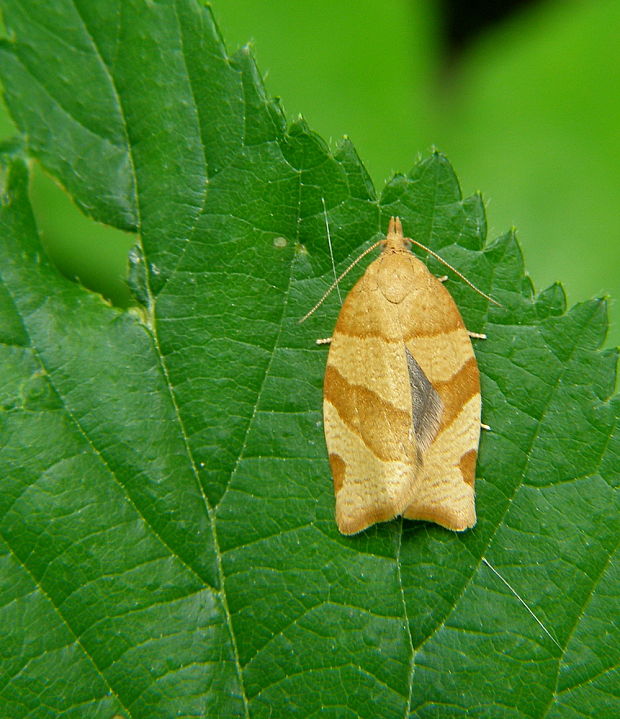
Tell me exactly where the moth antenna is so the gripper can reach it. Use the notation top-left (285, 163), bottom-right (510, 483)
top-left (406, 238), bottom-right (503, 307)
top-left (322, 197), bottom-right (342, 304)
top-left (298, 239), bottom-right (384, 323)
top-left (482, 558), bottom-right (562, 650)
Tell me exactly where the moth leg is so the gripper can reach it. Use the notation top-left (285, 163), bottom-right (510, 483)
top-left (481, 422), bottom-right (491, 431)
top-left (316, 337), bottom-right (332, 346)
top-left (468, 331), bottom-right (487, 340)
top-left (437, 275), bottom-right (448, 283)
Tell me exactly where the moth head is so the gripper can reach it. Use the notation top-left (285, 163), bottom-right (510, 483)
top-left (384, 216), bottom-right (407, 253)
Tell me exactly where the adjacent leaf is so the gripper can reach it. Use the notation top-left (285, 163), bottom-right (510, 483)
top-left (0, 2), bottom-right (617, 718)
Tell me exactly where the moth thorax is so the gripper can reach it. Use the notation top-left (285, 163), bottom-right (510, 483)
top-left (377, 254), bottom-right (417, 304)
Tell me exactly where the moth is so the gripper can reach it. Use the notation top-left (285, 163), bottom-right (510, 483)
top-left (322, 217), bottom-right (482, 535)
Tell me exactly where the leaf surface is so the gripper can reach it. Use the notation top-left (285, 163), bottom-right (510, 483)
top-left (0, 2), bottom-right (617, 717)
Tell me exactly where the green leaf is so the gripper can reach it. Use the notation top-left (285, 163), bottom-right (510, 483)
top-left (0, 2), bottom-right (617, 718)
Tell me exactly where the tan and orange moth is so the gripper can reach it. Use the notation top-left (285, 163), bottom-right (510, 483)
top-left (321, 217), bottom-right (484, 535)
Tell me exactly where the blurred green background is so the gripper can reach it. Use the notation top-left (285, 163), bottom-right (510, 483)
top-left (1, 0), bottom-right (618, 346)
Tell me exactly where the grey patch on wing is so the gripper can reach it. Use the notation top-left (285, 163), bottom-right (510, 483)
top-left (405, 346), bottom-right (443, 452)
